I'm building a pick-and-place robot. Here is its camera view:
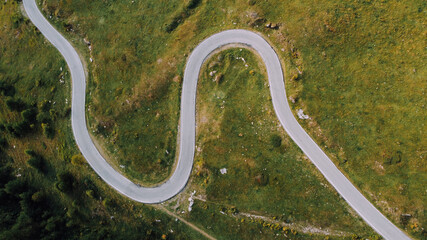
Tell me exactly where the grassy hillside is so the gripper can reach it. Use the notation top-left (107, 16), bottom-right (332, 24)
top-left (171, 48), bottom-right (376, 239)
top-left (5, 0), bottom-right (425, 238)
top-left (0, 1), bottom-right (207, 239)
top-left (261, 1), bottom-right (426, 237)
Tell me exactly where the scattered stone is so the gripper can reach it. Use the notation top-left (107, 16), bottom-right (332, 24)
top-left (297, 109), bottom-right (310, 120)
top-left (188, 191), bottom-right (196, 212)
top-left (289, 96), bottom-right (297, 103)
top-left (173, 75), bottom-right (182, 83)
top-left (208, 61), bottom-right (219, 69)
top-left (83, 37), bottom-right (91, 46)
top-left (64, 23), bottom-right (73, 32)
top-left (265, 22), bottom-right (279, 30)
top-left (236, 56), bottom-right (246, 63)
top-left (214, 73), bottom-right (223, 84)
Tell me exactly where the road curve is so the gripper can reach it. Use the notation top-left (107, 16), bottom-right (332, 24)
top-left (23, 0), bottom-right (410, 239)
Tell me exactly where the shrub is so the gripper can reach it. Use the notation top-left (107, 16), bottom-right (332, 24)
top-left (27, 156), bottom-right (46, 174)
top-left (0, 166), bottom-right (13, 187)
top-left (42, 123), bottom-right (54, 139)
top-left (290, 73), bottom-right (299, 81)
top-left (102, 198), bottom-right (115, 209)
top-left (6, 121), bottom-right (30, 137)
top-left (0, 81), bottom-right (15, 96)
top-left (36, 112), bottom-right (50, 124)
top-left (25, 149), bottom-right (46, 173)
top-left (187, 0), bottom-right (201, 9)
top-left (400, 214), bottom-right (412, 226)
top-left (31, 191), bottom-right (45, 203)
top-left (85, 190), bottom-right (94, 198)
top-left (270, 134), bottom-right (282, 148)
top-left (15, 121), bottom-right (31, 135)
top-left (71, 155), bottom-right (85, 166)
top-left (24, 149), bottom-right (36, 157)
top-left (4, 179), bottom-right (27, 195)
top-left (10, 13), bottom-right (23, 29)
top-left (165, 0), bottom-right (201, 33)
top-left (5, 123), bottom-right (17, 136)
top-left (5, 98), bottom-right (26, 111)
top-left (21, 108), bottom-right (38, 123)
top-left (254, 173), bottom-right (269, 186)
top-left (0, 137), bottom-right (7, 149)
top-left (39, 100), bottom-right (50, 112)
top-left (55, 172), bottom-right (75, 193)
top-left (49, 109), bottom-right (57, 121)
top-left (165, 15), bottom-right (182, 33)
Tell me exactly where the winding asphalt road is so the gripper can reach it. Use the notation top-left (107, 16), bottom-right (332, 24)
top-left (22, 0), bottom-right (411, 239)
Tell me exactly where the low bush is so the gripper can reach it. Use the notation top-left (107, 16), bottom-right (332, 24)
top-left (27, 156), bottom-right (46, 174)
top-left (5, 98), bottom-right (26, 112)
top-left (270, 134), bottom-right (282, 148)
top-left (55, 172), bottom-right (75, 193)
top-left (42, 123), bottom-right (54, 139)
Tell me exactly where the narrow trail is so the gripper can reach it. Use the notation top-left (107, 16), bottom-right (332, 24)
top-left (156, 206), bottom-right (216, 240)
top-left (22, 0), bottom-right (410, 239)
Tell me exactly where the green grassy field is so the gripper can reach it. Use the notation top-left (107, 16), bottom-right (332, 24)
top-left (260, 1), bottom-right (426, 236)
top-left (3, 0), bottom-right (425, 238)
top-left (166, 48), bottom-right (376, 239)
top-left (0, 1), bottom-right (207, 239)
top-left (39, 0), bottom-right (426, 238)
top-left (44, 0), bottom-right (424, 236)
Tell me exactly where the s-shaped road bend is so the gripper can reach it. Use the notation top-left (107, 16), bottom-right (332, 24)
top-left (23, 0), bottom-right (410, 239)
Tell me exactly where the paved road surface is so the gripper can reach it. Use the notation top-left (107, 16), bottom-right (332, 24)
top-left (23, 0), bottom-right (410, 239)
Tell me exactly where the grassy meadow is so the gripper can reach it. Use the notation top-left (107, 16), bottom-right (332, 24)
top-left (0, 1), bottom-right (207, 239)
top-left (176, 48), bottom-right (376, 239)
top-left (4, 0), bottom-right (425, 238)
top-left (261, 1), bottom-right (426, 236)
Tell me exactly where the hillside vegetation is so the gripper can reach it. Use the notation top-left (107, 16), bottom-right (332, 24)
top-left (3, 0), bottom-right (425, 238)
top-left (0, 1), bottom-right (207, 239)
